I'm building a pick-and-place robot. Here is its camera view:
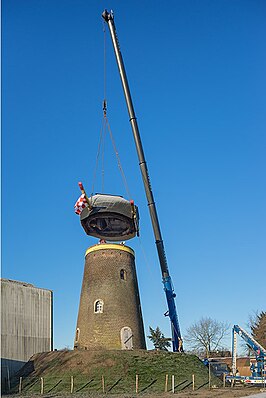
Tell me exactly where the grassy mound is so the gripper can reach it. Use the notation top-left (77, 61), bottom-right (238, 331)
top-left (13, 350), bottom-right (222, 394)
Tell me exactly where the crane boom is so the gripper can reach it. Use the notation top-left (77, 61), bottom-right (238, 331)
top-left (102, 9), bottom-right (182, 352)
top-left (232, 324), bottom-right (266, 377)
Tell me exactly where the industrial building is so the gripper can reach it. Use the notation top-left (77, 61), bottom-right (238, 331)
top-left (1, 279), bottom-right (53, 389)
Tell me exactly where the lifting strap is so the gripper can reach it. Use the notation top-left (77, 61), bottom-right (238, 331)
top-left (91, 112), bottom-right (132, 200)
top-left (90, 24), bottom-right (131, 200)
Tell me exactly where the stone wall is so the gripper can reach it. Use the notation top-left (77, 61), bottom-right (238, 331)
top-left (74, 243), bottom-right (146, 350)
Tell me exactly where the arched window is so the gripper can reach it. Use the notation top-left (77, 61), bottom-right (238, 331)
top-left (94, 299), bottom-right (104, 313)
top-left (120, 269), bottom-right (127, 280)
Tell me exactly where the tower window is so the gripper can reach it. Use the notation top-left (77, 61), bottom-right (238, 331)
top-left (94, 299), bottom-right (104, 313)
top-left (120, 269), bottom-right (127, 280)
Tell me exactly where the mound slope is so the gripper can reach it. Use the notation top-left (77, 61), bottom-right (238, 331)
top-left (15, 349), bottom-right (221, 394)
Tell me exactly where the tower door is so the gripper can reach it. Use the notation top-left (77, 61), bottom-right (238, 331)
top-left (120, 327), bottom-right (133, 350)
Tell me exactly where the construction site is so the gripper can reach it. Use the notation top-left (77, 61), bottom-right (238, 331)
top-left (2, 3), bottom-right (265, 398)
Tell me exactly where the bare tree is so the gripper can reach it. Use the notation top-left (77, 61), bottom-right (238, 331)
top-left (185, 317), bottom-right (230, 358)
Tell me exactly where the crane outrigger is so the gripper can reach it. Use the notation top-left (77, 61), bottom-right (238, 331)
top-left (102, 10), bottom-right (183, 352)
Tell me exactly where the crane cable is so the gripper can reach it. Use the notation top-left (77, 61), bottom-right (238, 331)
top-left (101, 20), bottom-right (107, 193)
top-left (90, 117), bottom-right (106, 196)
top-left (91, 22), bottom-right (131, 199)
top-left (105, 116), bottom-right (132, 199)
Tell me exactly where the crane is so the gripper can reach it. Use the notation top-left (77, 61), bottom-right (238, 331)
top-left (102, 10), bottom-right (183, 352)
top-left (226, 324), bottom-right (266, 385)
top-left (232, 325), bottom-right (266, 377)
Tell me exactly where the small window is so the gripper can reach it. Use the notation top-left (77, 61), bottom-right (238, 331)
top-left (120, 269), bottom-right (127, 280)
top-left (94, 299), bottom-right (104, 313)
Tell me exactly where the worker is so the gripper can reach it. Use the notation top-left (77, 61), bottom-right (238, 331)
top-left (178, 337), bottom-right (183, 352)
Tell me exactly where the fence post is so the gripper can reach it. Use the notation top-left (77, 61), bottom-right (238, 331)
top-left (172, 375), bottom-right (175, 393)
top-left (192, 374), bottom-right (195, 391)
top-left (40, 377), bottom-right (44, 394)
top-left (70, 375), bottom-right (74, 393)
top-left (7, 367), bottom-right (11, 392)
top-left (165, 374), bottom-right (168, 392)
top-left (136, 374), bottom-right (139, 393)
top-left (18, 376), bottom-right (22, 393)
top-left (208, 362), bottom-right (211, 390)
top-left (102, 375), bottom-right (105, 393)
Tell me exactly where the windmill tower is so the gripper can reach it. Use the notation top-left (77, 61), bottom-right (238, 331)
top-left (74, 191), bottom-right (146, 350)
top-left (74, 242), bottom-right (146, 350)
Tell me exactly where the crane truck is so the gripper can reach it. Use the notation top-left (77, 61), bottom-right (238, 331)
top-left (226, 324), bottom-right (266, 386)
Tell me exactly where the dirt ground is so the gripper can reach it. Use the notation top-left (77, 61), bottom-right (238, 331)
top-left (165, 387), bottom-right (266, 397)
top-left (86, 388), bottom-right (264, 397)
top-left (102, 389), bottom-right (265, 398)
top-left (7, 388), bottom-right (266, 398)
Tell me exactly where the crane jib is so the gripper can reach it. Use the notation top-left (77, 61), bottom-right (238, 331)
top-left (102, 9), bottom-right (183, 351)
top-left (232, 324), bottom-right (266, 378)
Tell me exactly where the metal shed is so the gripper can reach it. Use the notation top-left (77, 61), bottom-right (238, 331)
top-left (1, 279), bottom-right (53, 390)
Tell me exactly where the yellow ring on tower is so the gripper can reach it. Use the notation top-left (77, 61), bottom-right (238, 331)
top-left (85, 243), bottom-right (135, 257)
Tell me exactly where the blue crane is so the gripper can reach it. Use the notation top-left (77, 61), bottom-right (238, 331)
top-left (102, 10), bottom-right (183, 352)
top-left (226, 324), bottom-right (266, 386)
top-left (232, 325), bottom-right (265, 378)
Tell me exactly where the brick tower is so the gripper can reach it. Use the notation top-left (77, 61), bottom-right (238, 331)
top-left (74, 242), bottom-right (146, 350)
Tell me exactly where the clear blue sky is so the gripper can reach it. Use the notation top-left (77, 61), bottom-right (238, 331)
top-left (2, 0), bottom-right (266, 351)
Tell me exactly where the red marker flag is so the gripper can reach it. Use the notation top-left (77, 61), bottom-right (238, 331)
top-left (74, 194), bottom-right (88, 215)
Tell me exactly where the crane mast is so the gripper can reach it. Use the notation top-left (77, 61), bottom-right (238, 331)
top-left (232, 325), bottom-right (266, 377)
top-left (102, 10), bottom-right (182, 352)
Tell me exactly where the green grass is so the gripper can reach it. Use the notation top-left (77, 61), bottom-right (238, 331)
top-left (11, 350), bottom-right (222, 395)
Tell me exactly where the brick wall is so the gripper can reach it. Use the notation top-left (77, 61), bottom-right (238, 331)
top-left (74, 243), bottom-right (146, 350)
